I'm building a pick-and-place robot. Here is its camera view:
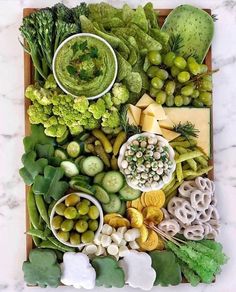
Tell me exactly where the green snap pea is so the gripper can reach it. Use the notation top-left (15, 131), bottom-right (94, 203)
top-left (48, 200), bottom-right (57, 217)
top-left (165, 189), bottom-right (178, 207)
top-left (165, 180), bottom-right (183, 198)
top-left (175, 146), bottom-right (197, 171)
top-left (35, 195), bottom-right (50, 226)
top-left (48, 237), bottom-right (75, 252)
top-left (32, 235), bottom-right (41, 247)
top-left (183, 166), bottom-right (213, 179)
top-left (163, 177), bottom-right (176, 194)
top-left (27, 228), bottom-right (46, 240)
top-left (175, 151), bottom-right (202, 164)
top-left (176, 163), bottom-right (183, 182)
top-left (170, 139), bottom-right (197, 148)
top-left (27, 189), bottom-right (43, 230)
top-left (39, 240), bottom-right (66, 252)
top-left (194, 156), bottom-right (208, 167)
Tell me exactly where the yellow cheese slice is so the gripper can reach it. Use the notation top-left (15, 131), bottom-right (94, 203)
top-left (140, 113), bottom-right (145, 126)
top-left (164, 107), bottom-right (211, 156)
top-left (142, 115), bottom-right (162, 134)
top-left (142, 103), bottom-right (166, 120)
top-left (135, 94), bottom-right (155, 108)
top-left (127, 109), bottom-right (137, 126)
top-left (161, 128), bottom-right (181, 142)
top-left (159, 117), bottom-right (174, 129)
top-left (128, 104), bottom-right (141, 125)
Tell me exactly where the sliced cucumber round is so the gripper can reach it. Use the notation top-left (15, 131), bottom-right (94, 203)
top-left (67, 141), bottom-right (83, 158)
top-left (54, 148), bottom-right (68, 161)
top-left (117, 200), bottom-right (126, 216)
top-left (93, 172), bottom-right (106, 185)
top-left (56, 129), bottom-right (69, 145)
top-left (102, 171), bottom-right (124, 193)
top-left (102, 194), bottom-right (121, 213)
top-left (60, 161), bottom-right (79, 177)
top-left (69, 179), bottom-right (94, 195)
top-left (92, 184), bottom-right (110, 204)
top-left (82, 156), bottom-right (104, 177)
top-left (119, 183), bottom-right (141, 201)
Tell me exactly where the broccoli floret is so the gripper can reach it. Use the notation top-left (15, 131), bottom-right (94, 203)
top-left (73, 96), bottom-right (89, 113)
top-left (44, 74), bottom-right (57, 90)
top-left (111, 83), bottom-right (129, 106)
top-left (102, 107), bottom-right (120, 128)
top-left (102, 93), bottom-right (113, 109)
top-left (44, 124), bottom-right (67, 138)
top-left (27, 101), bottom-right (52, 124)
top-left (88, 99), bottom-right (106, 119)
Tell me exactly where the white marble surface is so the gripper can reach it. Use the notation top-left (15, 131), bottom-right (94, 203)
top-left (0, 0), bottom-right (236, 291)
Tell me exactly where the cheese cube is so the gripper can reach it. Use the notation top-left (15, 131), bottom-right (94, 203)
top-left (142, 115), bottom-right (162, 135)
top-left (142, 103), bottom-right (166, 120)
top-left (159, 117), bottom-right (174, 129)
top-left (129, 104), bottom-right (142, 125)
top-left (161, 128), bottom-right (181, 142)
top-left (140, 113), bottom-right (145, 126)
top-left (135, 93), bottom-right (155, 108)
top-left (127, 109), bottom-right (137, 126)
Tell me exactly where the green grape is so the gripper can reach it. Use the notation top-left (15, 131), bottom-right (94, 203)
top-left (192, 89), bottom-right (200, 98)
top-left (79, 215), bottom-right (90, 221)
top-left (156, 69), bottom-right (169, 80)
top-left (75, 220), bottom-right (88, 233)
top-left (177, 71), bottom-right (190, 83)
top-left (199, 80), bottom-right (212, 91)
top-left (187, 56), bottom-right (196, 64)
top-left (183, 96), bottom-right (192, 105)
top-left (203, 75), bottom-right (212, 82)
top-left (151, 77), bottom-right (164, 89)
top-left (181, 85), bottom-right (194, 96)
top-left (82, 199), bottom-right (91, 206)
top-left (147, 66), bottom-right (159, 78)
top-left (193, 99), bottom-right (204, 107)
top-left (65, 194), bottom-right (80, 207)
top-left (166, 95), bottom-right (175, 107)
top-left (174, 56), bottom-right (187, 70)
top-left (171, 66), bottom-right (181, 77)
top-left (81, 230), bottom-right (95, 244)
top-left (70, 232), bottom-right (81, 245)
top-left (188, 62), bottom-right (201, 75)
top-left (174, 95), bottom-right (184, 107)
top-left (57, 230), bottom-right (70, 242)
top-left (88, 219), bottom-right (99, 231)
top-left (148, 50), bottom-right (162, 65)
top-left (64, 207), bottom-right (77, 219)
top-left (61, 219), bottom-right (74, 232)
top-left (156, 91), bottom-right (167, 105)
top-left (199, 92), bottom-right (212, 106)
top-left (165, 80), bottom-right (176, 95)
top-left (77, 201), bottom-right (89, 215)
top-left (88, 205), bottom-right (100, 220)
top-left (52, 215), bottom-right (63, 230)
top-left (149, 87), bottom-right (159, 97)
top-left (199, 64), bottom-right (208, 73)
top-left (163, 52), bottom-right (176, 67)
top-left (55, 203), bottom-right (66, 216)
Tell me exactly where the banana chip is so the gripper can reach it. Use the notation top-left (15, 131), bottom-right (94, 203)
top-left (104, 213), bottom-right (122, 224)
top-left (138, 229), bottom-right (159, 251)
top-left (127, 208), bottom-right (143, 228)
top-left (143, 206), bottom-right (164, 224)
top-left (139, 224), bottom-right (149, 243)
top-left (109, 217), bottom-right (130, 228)
top-left (144, 190), bottom-right (165, 208)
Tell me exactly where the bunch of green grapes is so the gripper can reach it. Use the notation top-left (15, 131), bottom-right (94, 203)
top-left (147, 51), bottom-right (213, 107)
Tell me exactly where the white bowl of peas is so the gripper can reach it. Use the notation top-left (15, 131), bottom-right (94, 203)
top-left (50, 193), bottom-right (103, 248)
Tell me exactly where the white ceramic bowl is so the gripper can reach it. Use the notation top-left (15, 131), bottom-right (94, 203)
top-left (50, 192), bottom-right (104, 249)
top-left (118, 133), bottom-right (176, 192)
top-left (52, 33), bottom-right (118, 100)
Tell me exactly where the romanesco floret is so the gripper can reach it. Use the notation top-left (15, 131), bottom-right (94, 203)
top-left (101, 107), bottom-right (120, 128)
top-left (27, 101), bottom-right (52, 124)
top-left (25, 84), bottom-right (40, 101)
top-left (88, 99), bottom-right (106, 119)
top-left (73, 96), bottom-right (89, 113)
top-left (44, 74), bottom-right (57, 90)
top-left (102, 93), bottom-right (113, 109)
top-left (111, 83), bottom-right (129, 106)
top-left (43, 116), bottom-right (58, 128)
top-left (68, 124), bottom-right (84, 136)
top-left (84, 117), bottom-right (100, 130)
top-left (25, 84), bottom-right (53, 106)
top-left (44, 124), bottom-right (67, 138)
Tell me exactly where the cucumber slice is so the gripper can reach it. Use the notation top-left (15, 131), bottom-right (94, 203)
top-left (54, 148), bottom-right (68, 160)
top-left (69, 179), bottom-right (94, 195)
top-left (75, 156), bottom-right (85, 167)
top-left (56, 129), bottom-right (69, 145)
top-left (82, 156), bottom-right (104, 177)
top-left (119, 183), bottom-right (141, 201)
top-left (72, 175), bottom-right (91, 184)
top-left (102, 194), bottom-right (121, 213)
top-left (60, 161), bottom-right (79, 177)
top-left (117, 200), bottom-right (126, 216)
top-left (78, 157), bottom-right (86, 174)
top-left (93, 172), bottom-right (106, 185)
top-left (67, 141), bottom-right (84, 158)
top-left (92, 184), bottom-right (110, 204)
top-left (102, 171), bottom-right (124, 193)
top-left (76, 132), bottom-right (90, 142)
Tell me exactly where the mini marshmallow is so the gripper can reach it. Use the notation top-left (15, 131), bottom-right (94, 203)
top-left (85, 244), bottom-right (98, 255)
top-left (118, 246), bottom-right (129, 257)
top-left (124, 228), bottom-right (140, 242)
top-left (107, 244), bottom-right (119, 256)
top-left (101, 224), bottom-right (113, 235)
top-left (119, 239), bottom-right (127, 247)
top-left (129, 240), bottom-right (140, 250)
top-left (117, 227), bottom-right (127, 235)
top-left (101, 234), bottom-right (112, 247)
top-left (111, 232), bottom-right (123, 245)
top-left (93, 233), bottom-right (102, 245)
top-left (95, 245), bottom-right (105, 256)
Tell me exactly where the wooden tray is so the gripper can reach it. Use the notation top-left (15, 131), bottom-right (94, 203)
top-left (23, 8), bottom-right (213, 258)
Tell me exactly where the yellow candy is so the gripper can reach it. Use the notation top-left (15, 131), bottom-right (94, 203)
top-left (140, 193), bottom-right (147, 207)
top-left (104, 213), bottom-right (122, 224)
top-left (138, 229), bottom-right (159, 251)
top-left (143, 206), bottom-right (164, 224)
top-left (127, 208), bottom-right (143, 228)
top-left (139, 224), bottom-right (149, 243)
top-left (144, 190), bottom-right (165, 208)
top-left (109, 217), bottom-right (130, 228)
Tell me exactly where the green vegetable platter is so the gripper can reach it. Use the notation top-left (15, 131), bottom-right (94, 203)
top-left (20, 2), bottom-right (227, 289)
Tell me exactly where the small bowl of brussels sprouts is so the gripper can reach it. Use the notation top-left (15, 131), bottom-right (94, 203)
top-left (50, 193), bottom-right (103, 248)
top-left (118, 133), bottom-right (176, 192)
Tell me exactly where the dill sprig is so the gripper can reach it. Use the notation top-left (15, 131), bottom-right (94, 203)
top-left (120, 105), bottom-right (141, 137)
top-left (173, 122), bottom-right (199, 140)
top-left (168, 33), bottom-right (184, 54)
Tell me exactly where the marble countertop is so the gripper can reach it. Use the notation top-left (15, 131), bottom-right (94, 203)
top-left (0, 0), bottom-right (236, 291)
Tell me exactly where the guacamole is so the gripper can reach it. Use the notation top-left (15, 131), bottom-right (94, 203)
top-left (54, 35), bottom-right (116, 97)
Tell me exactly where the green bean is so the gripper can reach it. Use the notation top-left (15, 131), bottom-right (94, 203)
top-left (175, 146), bottom-right (197, 171)
top-left (44, 227), bottom-right (52, 237)
top-left (183, 166), bottom-right (213, 179)
top-left (48, 200), bottom-right (56, 217)
top-left (27, 189), bottom-right (42, 230)
top-left (48, 237), bottom-right (75, 252)
top-left (32, 235), bottom-right (41, 247)
top-left (173, 136), bottom-right (186, 142)
top-left (27, 228), bottom-right (46, 240)
top-left (35, 195), bottom-right (50, 226)
top-left (163, 177), bottom-right (176, 194)
top-left (165, 180), bottom-right (183, 197)
top-left (40, 240), bottom-right (66, 252)
top-left (194, 156), bottom-right (208, 167)
top-left (176, 163), bottom-right (183, 182)
top-left (170, 139), bottom-right (197, 148)
top-left (175, 151), bottom-right (202, 164)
